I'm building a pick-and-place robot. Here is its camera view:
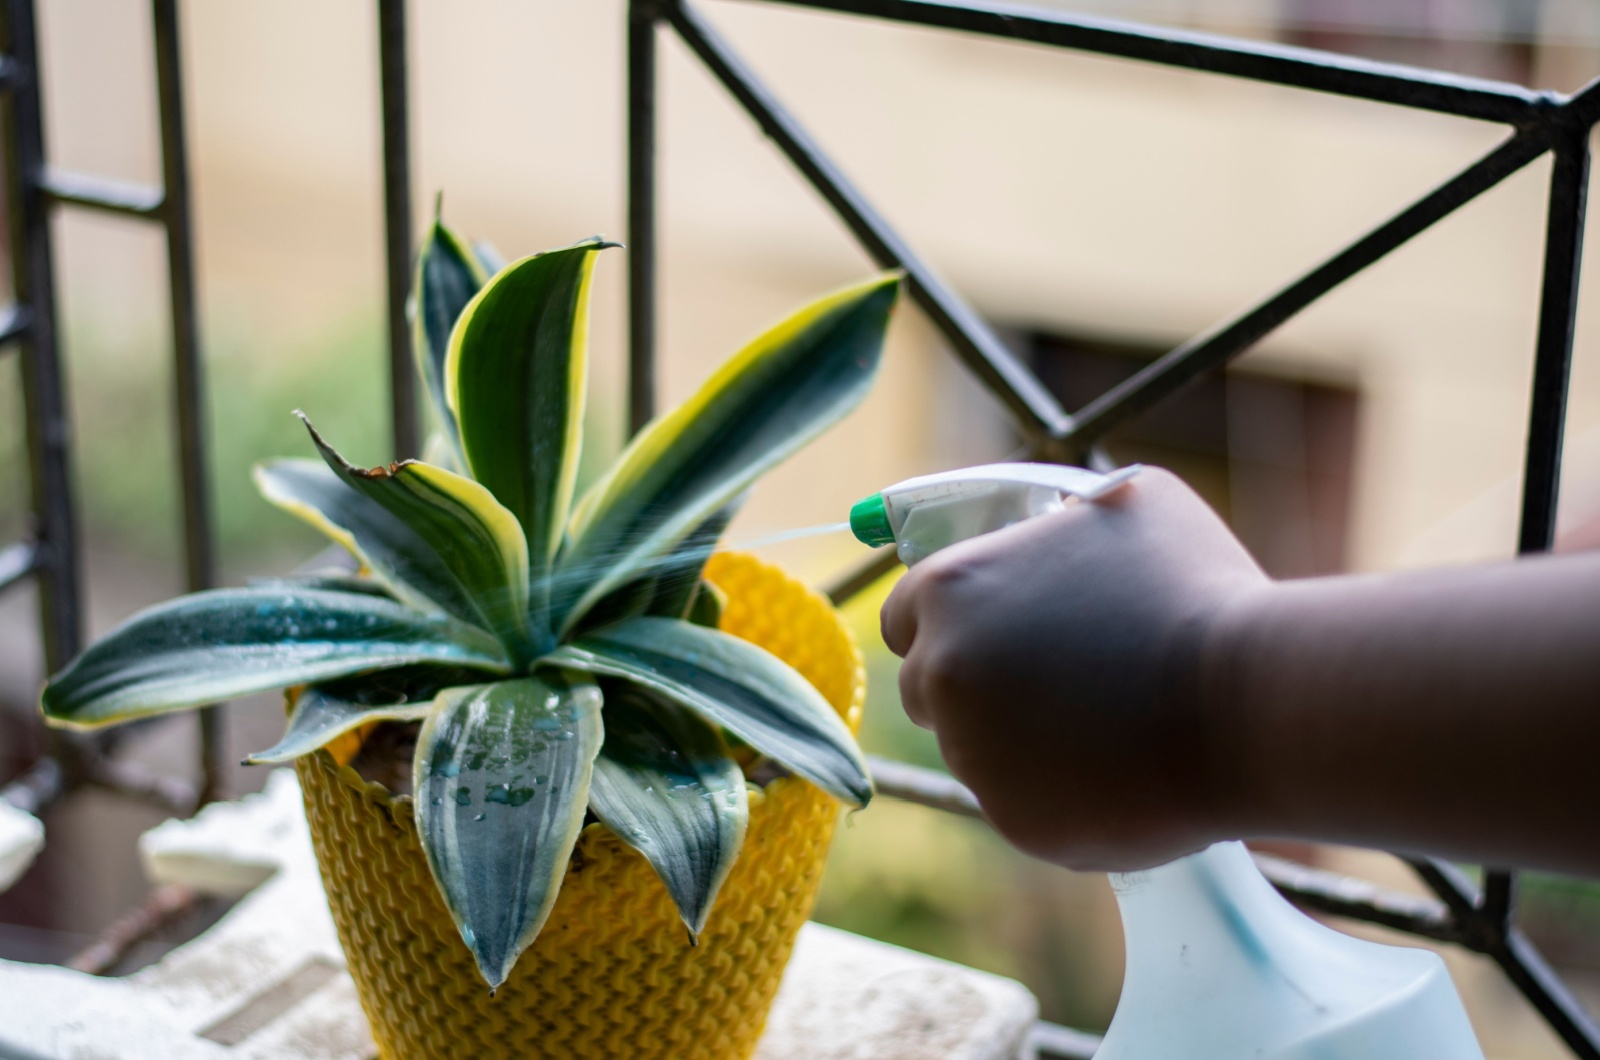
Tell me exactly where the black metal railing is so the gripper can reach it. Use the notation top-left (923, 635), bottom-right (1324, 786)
top-left (0, 0), bottom-right (220, 820)
top-left (628, 1), bottom-right (1600, 1055)
top-left (0, 0), bottom-right (1596, 1055)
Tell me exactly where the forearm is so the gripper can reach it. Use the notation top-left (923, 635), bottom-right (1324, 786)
top-left (1210, 551), bottom-right (1600, 875)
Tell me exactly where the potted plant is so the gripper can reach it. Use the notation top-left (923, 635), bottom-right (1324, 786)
top-left (41, 217), bottom-right (901, 1059)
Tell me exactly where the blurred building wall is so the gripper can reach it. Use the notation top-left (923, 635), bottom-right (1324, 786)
top-left (33, 0), bottom-right (1600, 582)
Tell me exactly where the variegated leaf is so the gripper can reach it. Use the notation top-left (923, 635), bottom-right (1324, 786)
top-left (645, 496), bottom-right (743, 620)
top-left (557, 274), bottom-right (899, 633)
top-left (569, 498), bottom-right (742, 636)
top-left (41, 588), bottom-right (509, 730)
top-left (245, 667), bottom-right (479, 764)
top-left (300, 415), bottom-right (541, 663)
top-left (253, 458), bottom-right (479, 625)
top-left (414, 674), bottom-right (603, 988)
top-left (551, 617), bottom-right (870, 807)
top-left (412, 215), bottom-right (486, 462)
top-left (447, 238), bottom-right (613, 610)
top-left (588, 682), bottom-right (748, 937)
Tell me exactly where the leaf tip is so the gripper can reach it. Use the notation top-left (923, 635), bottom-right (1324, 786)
top-left (848, 773), bottom-right (875, 810)
top-left (475, 953), bottom-right (513, 992)
top-left (37, 679), bottom-right (85, 730)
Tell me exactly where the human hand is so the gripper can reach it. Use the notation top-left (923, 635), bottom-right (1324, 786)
top-left (879, 467), bottom-right (1268, 872)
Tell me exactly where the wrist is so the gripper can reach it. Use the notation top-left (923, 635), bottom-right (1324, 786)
top-left (1188, 580), bottom-right (1278, 843)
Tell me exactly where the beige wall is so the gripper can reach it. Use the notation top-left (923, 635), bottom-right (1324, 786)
top-left (34, 0), bottom-right (1600, 586)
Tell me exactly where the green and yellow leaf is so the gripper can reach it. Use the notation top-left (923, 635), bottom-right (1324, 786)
top-left (645, 496), bottom-right (743, 620)
top-left (244, 666), bottom-right (480, 764)
top-left (588, 681), bottom-right (748, 938)
top-left (557, 274), bottom-right (899, 633)
top-left (413, 674), bottom-right (603, 988)
top-left (253, 458), bottom-right (480, 626)
top-left (569, 497), bottom-right (742, 636)
top-left (446, 238), bottom-right (612, 606)
top-left (551, 617), bottom-right (871, 807)
top-left (413, 216), bottom-right (487, 461)
top-left (41, 588), bottom-right (510, 730)
top-left (300, 415), bottom-right (541, 662)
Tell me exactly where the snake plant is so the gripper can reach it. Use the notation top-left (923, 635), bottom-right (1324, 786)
top-left (41, 220), bottom-right (901, 988)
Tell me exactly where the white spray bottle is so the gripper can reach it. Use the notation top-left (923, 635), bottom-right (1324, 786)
top-left (850, 462), bottom-right (1484, 1059)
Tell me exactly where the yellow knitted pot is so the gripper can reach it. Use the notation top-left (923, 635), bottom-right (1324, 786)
top-left (295, 552), bottom-right (865, 1060)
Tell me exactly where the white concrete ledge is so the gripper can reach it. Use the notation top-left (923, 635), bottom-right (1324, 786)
top-left (0, 772), bottom-right (1038, 1059)
top-left (0, 799), bottom-right (44, 895)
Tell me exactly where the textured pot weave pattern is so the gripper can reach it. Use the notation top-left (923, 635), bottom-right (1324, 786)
top-left (296, 552), bottom-right (866, 1060)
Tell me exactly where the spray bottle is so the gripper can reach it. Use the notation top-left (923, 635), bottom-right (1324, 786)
top-left (849, 462), bottom-right (1484, 1059)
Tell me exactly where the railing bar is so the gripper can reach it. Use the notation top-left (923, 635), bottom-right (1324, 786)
top-left (1405, 855), bottom-right (1485, 926)
top-left (1496, 928), bottom-right (1600, 1060)
top-left (1252, 851), bottom-right (1464, 945)
top-left (1416, 847), bottom-right (1600, 1056)
top-left (1401, 850), bottom-right (1600, 1059)
top-left (868, 754), bottom-right (983, 817)
top-left (668, 0), bottom-right (1072, 440)
top-left (40, 166), bottom-right (164, 218)
top-left (1485, 119), bottom-right (1600, 1060)
top-left (152, 0), bottom-right (225, 804)
top-left (1028, 1020), bottom-right (1103, 1059)
top-left (0, 756), bottom-right (61, 816)
top-left (4, 0), bottom-right (82, 673)
top-left (0, 539), bottom-right (36, 593)
top-left (732, 0), bottom-right (1545, 125)
top-left (874, 757), bottom-right (1480, 946)
top-left (1065, 127), bottom-right (1547, 449)
top-left (1517, 124), bottom-right (1589, 555)
top-left (1483, 869), bottom-right (1517, 929)
top-left (377, 0), bottom-right (419, 459)
top-left (628, 0), bottom-right (659, 435)
top-left (65, 882), bottom-right (199, 976)
top-left (823, 546), bottom-right (900, 605)
top-left (1563, 76), bottom-right (1600, 129)
top-left (154, 0), bottom-right (212, 597)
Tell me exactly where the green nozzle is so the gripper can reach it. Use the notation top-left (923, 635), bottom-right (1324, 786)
top-left (850, 492), bottom-right (895, 548)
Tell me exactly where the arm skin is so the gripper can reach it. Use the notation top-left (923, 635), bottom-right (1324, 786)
top-left (879, 467), bottom-right (1600, 877)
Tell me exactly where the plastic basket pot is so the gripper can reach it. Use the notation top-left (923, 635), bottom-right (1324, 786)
top-left (296, 552), bottom-right (866, 1060)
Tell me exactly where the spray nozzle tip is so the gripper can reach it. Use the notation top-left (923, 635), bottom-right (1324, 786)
top-left (849, 493), bottom-right (895, 548)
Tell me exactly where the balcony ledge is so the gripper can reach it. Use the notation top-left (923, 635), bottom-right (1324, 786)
top-left (0, 771), bottom-right (1038, 1059)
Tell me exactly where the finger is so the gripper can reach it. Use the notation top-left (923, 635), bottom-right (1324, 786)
top-left (879, 568), bottom-right (922, 658)
top-left (897, 652), bottom-right (936, 730)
